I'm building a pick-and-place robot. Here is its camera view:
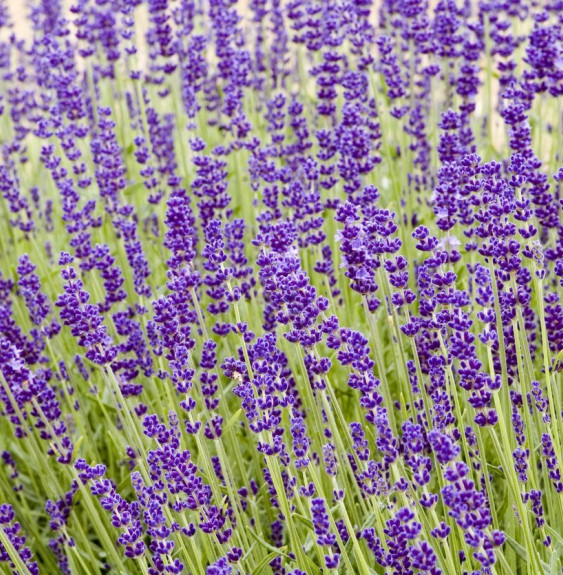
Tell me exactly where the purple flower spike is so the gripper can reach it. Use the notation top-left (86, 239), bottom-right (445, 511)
top-left (0, 504), bottom-right (39, 575)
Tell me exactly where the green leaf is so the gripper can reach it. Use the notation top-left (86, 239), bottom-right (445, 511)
top-left (504, 535), bottom-right (527, 561)
top-left (105, 429), bottom-right (126, 453)
top-left (302, 531), bottom-right (316, 554)
top-left (544, 523), bottom-right (563, 547)
top-left (303, 554), bottom-right (322, 574)
top-left (240, 541), bottom-right (257, 563)
top-left (549, 541), bottom-right (563, 575)
top-left (253, 551), bottom-right (287, 575)
top-left (359, 510), bottom-right (379, 530)
top-left (505, 535), bottom-right (549, 571)
top-left (486, 462), bottom-right (506, 479)
top-left (73, 435), bottom-right (85, 457)
top-left (223, 408), bottom-right (242, 435)
top-left (246, 528), bottom-right (292, 560)
top-left (293, 513), bottom-right (313, 530)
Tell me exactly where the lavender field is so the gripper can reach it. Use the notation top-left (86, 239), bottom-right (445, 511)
top-left (0, 0), bottom-right (561, 573)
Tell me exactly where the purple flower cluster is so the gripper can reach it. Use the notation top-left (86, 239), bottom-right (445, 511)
top-left (0, 504), bottom-right (39, 575)
top-left (1, 0), bottom-right (563, 573)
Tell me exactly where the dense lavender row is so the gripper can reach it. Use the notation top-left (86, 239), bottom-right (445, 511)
top-left (0, 0), bottom-right (561, 573)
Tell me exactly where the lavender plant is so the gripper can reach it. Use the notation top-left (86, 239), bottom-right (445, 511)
top-left (0, 0), bottom-right (562, 573)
